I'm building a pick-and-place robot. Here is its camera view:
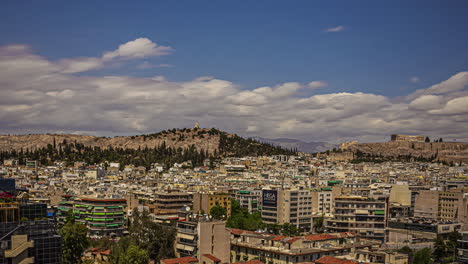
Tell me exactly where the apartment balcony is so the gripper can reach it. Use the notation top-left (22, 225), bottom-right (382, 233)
top-left (5, 241), bottom-right (34, 258)
top-left (178, 228), bottom-right (197, 235)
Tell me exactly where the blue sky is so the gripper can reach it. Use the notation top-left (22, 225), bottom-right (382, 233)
top-left (1, 0), bottom-right (468, 142)
top-left (2, 0), bottom-right (467, 96)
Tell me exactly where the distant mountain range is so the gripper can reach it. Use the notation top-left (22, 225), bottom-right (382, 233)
top-left (252, 137), bottom-right (337, 153)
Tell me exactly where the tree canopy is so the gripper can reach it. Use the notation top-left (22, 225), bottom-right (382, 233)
top-left (59, 210), bottom-right (90, 264)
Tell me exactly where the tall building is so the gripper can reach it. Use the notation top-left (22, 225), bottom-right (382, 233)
top-left (234, 190), bottom-right (262, 213)
top-left (175, 212), bottom-right (230, 263)
top-left (311, 187), bottom-right (338, 215)
top-left (327, 195), bottom-right (388, 241)
top-left (57, 196), bottom-right (127, 237)
top-left (0, 179), bottom-right (62, 264)
top-left (414, 189), bottom-right (467, 223)
top-left (261, 189), bottom-right (313, 232)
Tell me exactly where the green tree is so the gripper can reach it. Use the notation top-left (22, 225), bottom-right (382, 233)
top-left (313, 216), bottom-right (324, 233)
top-left (413, 248), bottom-right (432, 264)
top-left (226, 199), bottom-right (263, 231)
top-left (210, 204), bottom-right (227, 220)
top-left (129, 209), bottom-right (176, 262)
top-left (425, 137), bottom-right (430, 142)
top-left (59, 210), bottom-right (90, 264)
top-left (111, 237), bottom-right (149, 264)
top-left (281, 223), bottom-right (300, 236)
top-left (433, 235), bottom-right (447, 262)
top-left (446, 231), bottom-right (462, 262)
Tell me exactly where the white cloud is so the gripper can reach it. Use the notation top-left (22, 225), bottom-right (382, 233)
top-left (410, 76), bottom-right (420, 83)
top-left (409, 71), bottom-right (468, 99)
top-left (56, 38), bottom-right (174, 73)
top-left (1, 42), bottom-right (468, 142)
top-left (60, 57), bottom-right (103, 73)
top-left (136, 62), bottom-right (173, 69)
top-left (429, 96), bottom-right (468, 115)
top-left (326, 26), bottom-right (345, 32)
top-left (409, 95), bottom-right (442, 110)
top-left (102, 38), bottom-right (173, 61)
top-left (308, 81), bottom-right (328, 89)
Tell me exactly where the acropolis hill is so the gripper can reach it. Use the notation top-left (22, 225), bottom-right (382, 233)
top-left (341, 135), bottom-right (468, 163)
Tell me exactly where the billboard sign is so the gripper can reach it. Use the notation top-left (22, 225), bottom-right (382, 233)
top-left (262, 190), bottom-right (278, 207)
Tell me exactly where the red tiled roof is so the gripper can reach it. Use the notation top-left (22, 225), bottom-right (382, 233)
top-left (231, 228), bottom-right (245, 235)
top-left (162, 256), bottom-right (198, 264)
top-left (314, 256), bottom-right (359, 264)
top-left (233, 260), bottom-right (264, 264)
top-left (271, 235), bottom-right (287, 241)
top-left (202, 254), bottom-right (221, 262)
top-left (304, 234), bottom-right (337, 241)
top-left (287, 237), bottom-right (301, 244)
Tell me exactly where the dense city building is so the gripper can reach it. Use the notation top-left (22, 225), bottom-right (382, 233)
top-left (57, 196), bottom-right (127, 237)
top-left (0, 179), bottom-right (62, 264)
top-left (327, 195), bottom-right (387, 241)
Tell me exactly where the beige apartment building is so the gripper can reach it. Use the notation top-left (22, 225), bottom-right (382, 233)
top-left (193, 193), bottom-right (232, 218)
top-left (327, 196), bottom-right (388, 241)
top-left (414, 189), bottom-right (467, 223)
top-left (311, 187), bottom-right (342, 215)
top-left (230, 229), bottom-right (380, 264)
top-left (175, 214), bottom-right (230, 263)
top-left (261, 189), bottom-right (313, 232)
top-left (153, 191), bottom-right (193, 214)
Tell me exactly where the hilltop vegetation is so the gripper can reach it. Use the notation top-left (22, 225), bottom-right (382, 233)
top-left (0, 128), bottom-right (295, 169)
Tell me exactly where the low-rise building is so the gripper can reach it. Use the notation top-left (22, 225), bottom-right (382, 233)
top-left (230, 229), bottom-right (379, 264)
top-left (193, 193), bottom-right (231, 217)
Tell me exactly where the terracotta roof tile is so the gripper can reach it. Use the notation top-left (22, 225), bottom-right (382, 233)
top-left (314, 256), bottom-right (359, 264)
top-left (271, 235), bottom-right (287, 241)
top-left (304, 234), bottom-right (337, 241)
top-left (230, 228), bottom-right (245, 235)
top-left (162, 256), bottom-right (198, 264)
top-left (202, 254), bottom-right (221, 262)
top-left (286, 237), bottom-right (301, 244)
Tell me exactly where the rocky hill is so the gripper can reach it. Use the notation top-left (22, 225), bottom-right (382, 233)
top-left (0, 128), bottom-right (295, 168)
top-left (342, 141), bottom-right (468, 163)
top-left (0, 128), bottom-right (220, 154)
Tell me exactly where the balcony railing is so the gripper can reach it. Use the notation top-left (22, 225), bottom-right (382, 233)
top-left (5, 241), bottom-right (34, 258)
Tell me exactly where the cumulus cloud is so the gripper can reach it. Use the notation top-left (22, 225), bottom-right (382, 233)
top-left (409, 71), bottom-right (468, 99)
top-left (308, 81), bottom-right (328, 89)
top-left (0, 42), bottom-right (468, 142)
top-left (58, 38), bottom-right (173, 73)
top-left (326, 25), bottom-right (345, 32)
top-left (409, 95), bottom-right (443, 110)
top-left (102, 38), bottom-right (173, 61)
top-left (429, 96), bottom-right (468, 115)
